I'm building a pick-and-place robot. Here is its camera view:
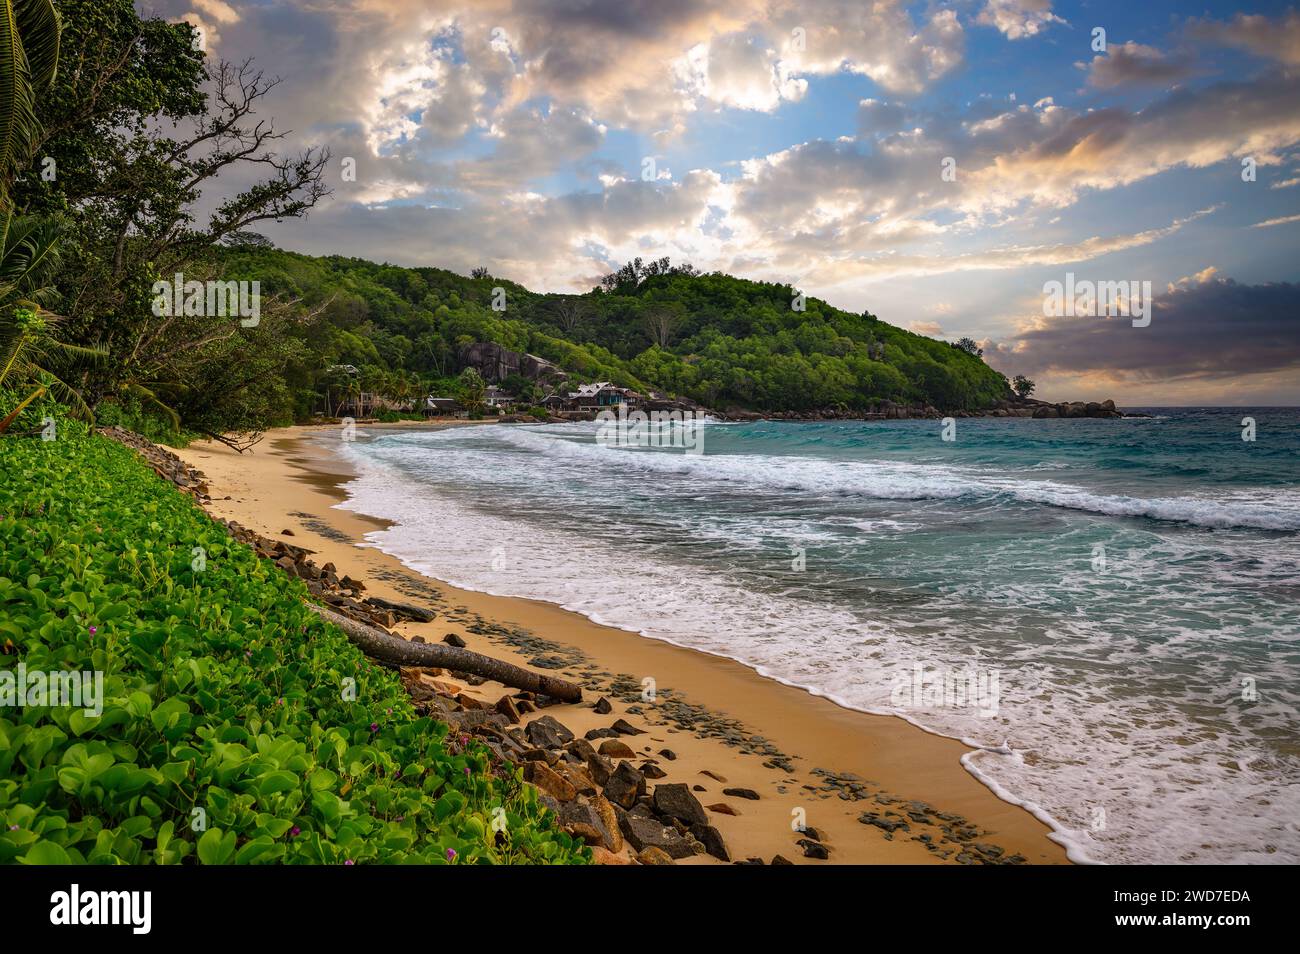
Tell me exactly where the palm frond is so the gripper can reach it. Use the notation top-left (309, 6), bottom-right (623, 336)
top-left (13, 0), bottom-right (58, 92)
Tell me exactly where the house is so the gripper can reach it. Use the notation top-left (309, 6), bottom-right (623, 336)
top-left (423, 396), bottom-right (460, 417)
top-left (484, 385), bottom-right (517, 410)
top-left (544, 382), bottom-right (641, 412)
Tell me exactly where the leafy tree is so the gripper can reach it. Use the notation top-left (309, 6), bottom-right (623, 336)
top-left (1012, 375), bottom-right (1036, 399)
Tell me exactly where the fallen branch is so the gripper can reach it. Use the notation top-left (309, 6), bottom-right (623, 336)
top-left (307, 603), bottom-right (582, 703)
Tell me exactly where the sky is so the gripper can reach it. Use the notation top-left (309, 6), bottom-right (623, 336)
top-left (151, 0), bottom-right (1300, 404)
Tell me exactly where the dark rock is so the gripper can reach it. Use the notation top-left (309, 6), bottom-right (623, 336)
top-left (593, 696), bottom-right (613, 714)
top-left (640, 763), bottom-right (667, 780)
top-left (771, 854), bottom-right (794, 866)
top-left (442, 633), bottom-right (467, 648)
top-left (691, 823), bottom-right (730, 862)
top-left (797, 838), bottom-right (829, 859)
top-left (723, 787), bottom-right (760, 800)
top-left (597, 739), bottom-right (636, 759)
top-left (585, 727), bottom-right (619, 741)
top-left (620, 812), bottom-right (695, 859)
top-left (525, 715), bottom-right (574, 749)
top-left (611, 718), bottom-right (644, 736)
top-left (658, 749), bottom-right (677, 761)
top-left (652, 783), bottom-right (708, 827)
top-left (603, 761), bottom-right (646, 809)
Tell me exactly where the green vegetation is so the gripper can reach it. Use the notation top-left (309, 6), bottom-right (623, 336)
top-left (0, 0), bottom-right (1012, 446)
top-left (0, 428), bottom-right (589, 864)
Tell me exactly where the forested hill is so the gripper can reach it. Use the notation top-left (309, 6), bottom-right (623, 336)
top-left (217, 246), bottom-right (1011, 421)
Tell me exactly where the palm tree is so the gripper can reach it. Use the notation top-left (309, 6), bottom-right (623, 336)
top-left (1, 0), bottom-right (62, 210)
top-left (0, 214), bottom-right (104, 433)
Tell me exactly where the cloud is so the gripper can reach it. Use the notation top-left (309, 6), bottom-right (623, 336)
top-left (1251, 212), bottom-right (1300, 229)
top-left (1188, 11), bottom-right (1300, 65)
top-left (908, 320), bottom-right (945, 336)
top-left (985, 278), bottom-right (1300, 386)
top-left (1085, 42), bottom-right (1196, 89)
top-left (977, 0), bottom-right (1064, 41)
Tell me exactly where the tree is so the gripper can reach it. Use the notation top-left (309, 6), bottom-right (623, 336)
top-left (14, 1), bottom-right (331, 438)
top-left (457, 366), bottom-right (485, 414)
top-left (954, 337), bottom-right (983, 357)
top-left (471, 266), bottom-right (490, 279)
top-left (643, 307), bottom-right (679, 348)
top-left (552, 297), bottom-right (588, 334)
top-left (0, 0), bottom-right (61, 209)
top-left (1012, 375), bottom-right (1036, 399)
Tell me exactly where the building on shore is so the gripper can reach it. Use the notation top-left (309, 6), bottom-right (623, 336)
top-left (541, 382), bottom-right (642, 413)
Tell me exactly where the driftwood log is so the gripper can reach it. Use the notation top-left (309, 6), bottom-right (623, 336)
top-left (307, 603), bottom-right (582, 703)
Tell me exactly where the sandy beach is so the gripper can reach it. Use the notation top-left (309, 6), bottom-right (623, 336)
top-left (171, 421), bottom-right (1070, 865)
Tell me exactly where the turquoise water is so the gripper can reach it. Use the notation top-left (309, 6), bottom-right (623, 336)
top-left (336, 409), bottom-right (1300, 864)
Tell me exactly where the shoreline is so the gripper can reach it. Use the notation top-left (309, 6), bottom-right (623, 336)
top-left (172, 422), bottom-right (1071, 865)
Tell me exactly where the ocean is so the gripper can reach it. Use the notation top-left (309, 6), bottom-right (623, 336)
top-left (330, 408), bottom-right (1300, 864)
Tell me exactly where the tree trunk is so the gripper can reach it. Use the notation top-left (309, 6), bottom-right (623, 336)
top-left (307, 603), bottom-right (582, 703)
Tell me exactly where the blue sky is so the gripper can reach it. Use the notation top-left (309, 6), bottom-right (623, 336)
top-left (164, 0), bottom-right (1300, 403)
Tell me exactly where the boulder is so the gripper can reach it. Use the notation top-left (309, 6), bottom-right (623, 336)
top-left (652, 783), bottom-right (709, 827)
top-left (603, 761), bottom-right (647, 809)
top-left (620, 811), bottom-right (695, 859)
top-left (525, 715), bottom-right (574, 749)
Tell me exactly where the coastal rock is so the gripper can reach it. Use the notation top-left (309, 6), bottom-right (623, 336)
top-left (797, 838), bottom-right (830, 859)
top-left (640, 763), bottom-right (668, 780)
top-left (652, 783), bottom-right (709, 827)
top-left (706, 803), bottom-right (740, 816)
top-left (586, 753), bottom-right (613, 787)
top-left (636, 846), bottom-right (675, 865)
top-left (524, 761), bottom-right (577, 802)
top-left (722, 787), bottom-right (760, 800)
top-left (593, 696), bottom-right (613, 714)
top-left (603, 761), bottom-right (647, 809)
top-left (494, 695), bottom-right (521, 724)
top-left (585, 728), bottom-right (619, 741)
top-left (657, 749), bottom-right (677, 761)
top-left (610, 718), bottom-right (644, 736)
top-left (560, 797), bottom-right (622, 851)
top-left (442, 633), bottom-right (467, 648)
top-left (692, 823), bottom-right (730, 862)
top-left (620, 812), bottom-right (695, 859)
top-left (771, 855), bottom-right (794, 865)
top-left (597, 739), bottom-right (636, 759)
top-left (525, 715), bottom-right (574, 749)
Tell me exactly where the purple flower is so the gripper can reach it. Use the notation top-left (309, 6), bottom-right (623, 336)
top-left (463, 767), bottom-right (471, 776)
top-left (445, 848), bottom-right (456, 861)
top-left (369, 722), bottom-right (379, 733)
top-left (88, 626), bottom-right (97, 635)
top-left (290, 826), bottom-right (301, 837)
top-left (344, 859), bottom-right (354, 866)
top-left (8, 825), bottom-right (17, 831)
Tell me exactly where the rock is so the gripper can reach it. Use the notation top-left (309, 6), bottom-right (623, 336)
top-left (691, 823), bottom-right (730, 862)
top-left (494, 695), bottom-right (521, 724)
top-left (597, 739), bottom-right (636, 759)
top-left (771, 854), bottom-right (794, 866)
top-left (564, 738), bottom-right (597, 761)
top-left (586, 753), bottom-right (613, 787)
top-left (525, 761), bottom-right (577, 802)
top-left (797, 838), bottom-right (829, 859)
top-left (526, 715), bottom-right (574, 749)
top-left (640, 763), bottom-right (667, 780)
top-left (722, 787), bottom-right (759, 800)
top-left (652, 783), bottom-right (709, 827)
top-left (657, 749), bottom-right (677, 761)
top-left (593, 696), bottom-right (613, 714)
top-left (620, 812), bottom-right (695, 859)
top-left (611, 718), bottom-right (644, 736)
top-left (706, 803), bottom-right (739, 816)
top-left (603, 761), bottom-right (647, 809)
top-left (281, 528), bottom-right (294, 536)
top-left (700, 770), bottom-right (727, 783)
top-left (636, 846), bottom-right (675, 865)
top-left (590, 846), bottom-right (633, 865)
top-left (442, 633), bottom-right (467, 648)
top-left (560, 797), bottom-right (622, 851)
top-left (557, 762), bottom-right (599, 797)
top-left (585, 727), bottom-right (619, 741)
